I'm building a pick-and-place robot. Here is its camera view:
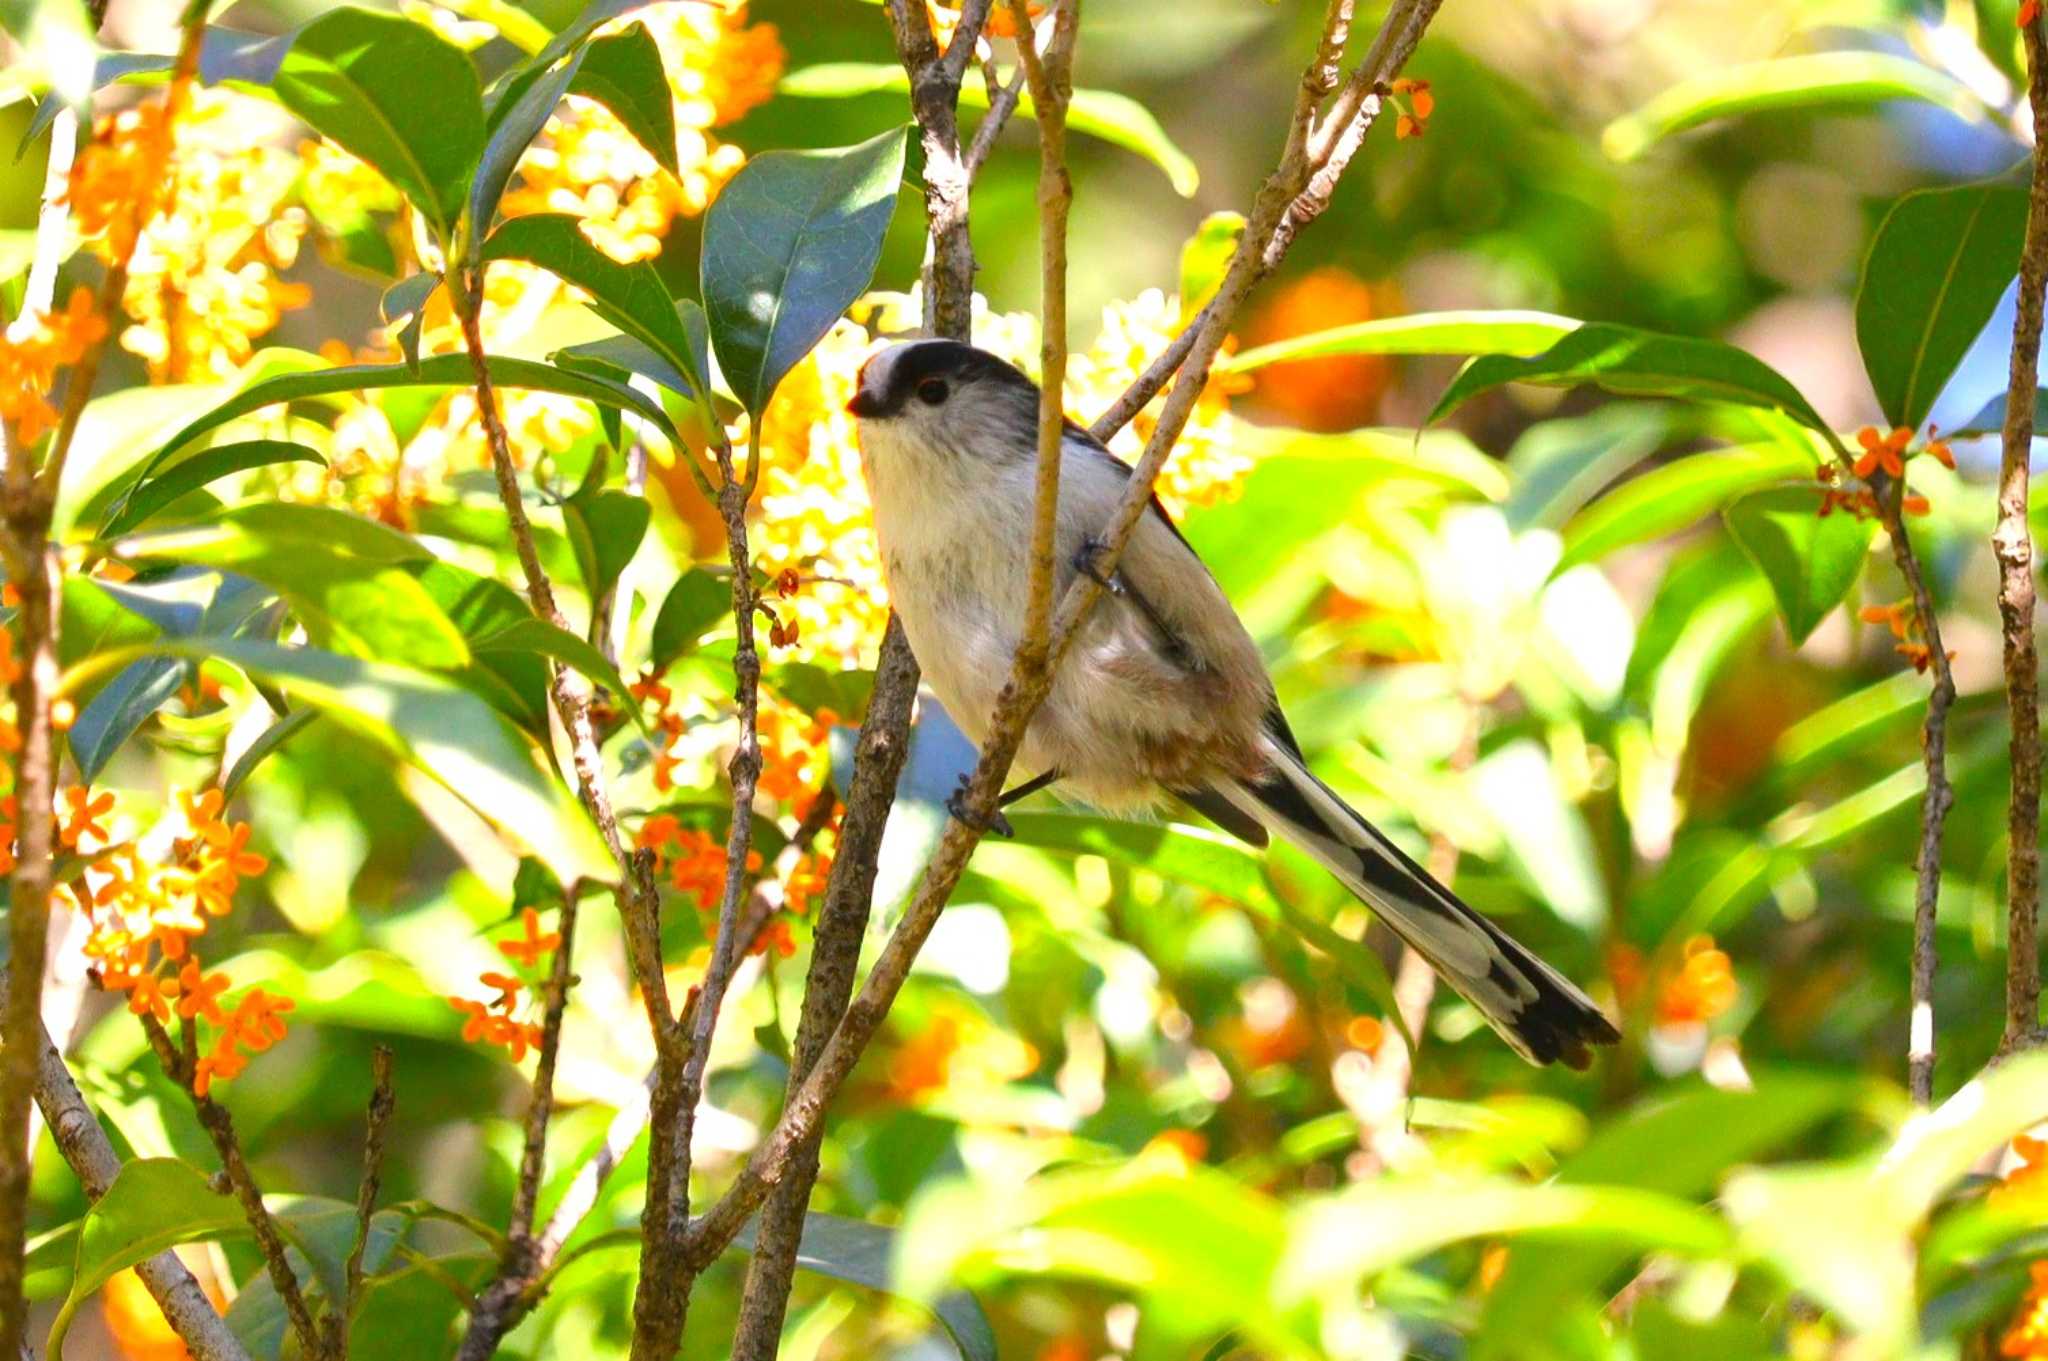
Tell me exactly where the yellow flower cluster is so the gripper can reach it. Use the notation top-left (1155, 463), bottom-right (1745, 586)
top-left (501, 3), bottom-right (783, 262)
top-left (739, 289), bottom-right (1253, 669)
top-left (117, 89), bottom-right (309, 382)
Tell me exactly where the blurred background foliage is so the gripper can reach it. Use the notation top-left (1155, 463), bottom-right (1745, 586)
top-left (9, 0), bottom-right (2048, 1358)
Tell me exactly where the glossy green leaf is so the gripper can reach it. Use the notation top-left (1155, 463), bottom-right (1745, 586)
top-left (733, 1211), bottom-right (995, 1361)
top-left (570, 23), bottom-right (676, 175)
top-left (222, 708), bottom-right (320, 798)
top-left (650, 568), bottom-right (732, 669)
top-left (48, 1158), bottom-right (247, 1356)
top-left (561, 487), bottom-right (650, 603)
top-left (273, 7), bottom-right (486, 232)
top-left (87, 639), bottom-right (614, 885)
top-left (121, 354), bottom-right (684, 512)
top-left (414, 560), bottom-right (553, 733)
top-left (1221, 310), bottom-right (1581, 373)
top-left (781, 63), bottom-right (1200, 195)
top-left (1603, 52), bottom-right (1984, 162)
top-left (701, 125), bottom-right (908, 415)
top-left (1856, 184), bottom-right (2029, 430)
top-left (468, 49), bottom-right (585, 255)
top-left (485, 214), bottom-right (710, 403)
top-left (554, 332), bottom-right (701, 404)
top-left (472, 616), bottom-right (639, 724)
top-left (1557, 443), bottom-right (1820, 572)
top-left (1723, 484), bottom-right (1874, 643)
top-left (100, 439), bottom-right (326, 540)
top-left (1431, 324), bottom-right (1832, 436)
top-left (119, 504), bottom-right (469, 671)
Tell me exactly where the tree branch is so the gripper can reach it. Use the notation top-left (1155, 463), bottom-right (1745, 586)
top-left (327, 1046), bottom-right (396, 1361)
top-left (1999, 8), bottom-right (2048, 1056)
top-left (683, 0), bottom-right (1440, 1269)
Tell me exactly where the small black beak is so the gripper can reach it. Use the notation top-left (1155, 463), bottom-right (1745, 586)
top-left (846, 387), bottom-right (883, 417)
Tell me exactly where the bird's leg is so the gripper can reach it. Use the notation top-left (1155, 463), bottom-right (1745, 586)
top-left (947, 768), bottom-right (1062, 839)
top-left (1072, 537), bottom-right (1195, 667)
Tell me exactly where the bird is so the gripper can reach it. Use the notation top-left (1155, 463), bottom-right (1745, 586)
top-left (846, 338), bottom-right (1619, 1068)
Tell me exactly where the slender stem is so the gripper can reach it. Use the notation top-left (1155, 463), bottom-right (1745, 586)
top-left (1010, 0), bottom-right (1079, 665)
top-left (329, 1046), bottom-right (397, 1360)
top-left (683, 0), bottom-right (1439, 1269)
top-left (451, 270), bottom-right (680, 1361)
top-left (139, 1015), bottom-right (323, 1359)
top-left (1999, 8), bottom-right (2048, 1057)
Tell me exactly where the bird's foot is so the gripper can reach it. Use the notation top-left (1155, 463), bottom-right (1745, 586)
top-left (1072, 537), bottom-right (1123, 595)
top-left (947, 774), bottom-right (1014, 839)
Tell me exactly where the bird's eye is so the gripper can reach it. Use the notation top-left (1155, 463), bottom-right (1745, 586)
top-left (915, 378), bottom-right (949, 405)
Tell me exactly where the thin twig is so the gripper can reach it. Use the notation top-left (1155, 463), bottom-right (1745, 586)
top-left (459, 892), bottom-right (583, 1360)
top-left (1011, 0), bottom-right (1079, 662)
top-left (451, 274), bottom-right (681, 1361)
top-left (1999, 8), bottom-right (2048, 1058)
top-left (139, 1014), bottom-right (323, 1358)
top-left (683, 0), bottom-right (1441, 1269)
top-left (328, 1046), bottom-right (397, 1360)
top-left (964, 58), bottom-right (1029, 180)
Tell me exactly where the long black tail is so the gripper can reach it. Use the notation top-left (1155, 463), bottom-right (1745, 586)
top-left (1221, 736), bottom-right (1619, 1068)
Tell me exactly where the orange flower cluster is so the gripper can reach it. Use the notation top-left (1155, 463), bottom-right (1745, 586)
top-left (757, 698), bottom-right (839, 817)
top-left (2022, 0), bottom-right (2040, 28)
top-left (449, 907), bottom-right (562, 1063)
top-left (68, 97), bottom-right (177, 266)
top-left (1859, 597), bottom-right (1953, 675)
top-left (1814, 464), bottom-right (1930, 520)
top-left (1653, 935), bottom-right (1737, 1027)
top-left (0, 287), bottom-right (108, 446)
top-left (634, 815), bottom-right (811, 957)
top-left (1852, 425), bottom-right (1951, 479)
top-left (2007, 1261), bottom-right (2048, 1358)
top-left (1392, 78), bottom-right (1434, 139)
top-left (52, 786), bottom-right (290, 1098)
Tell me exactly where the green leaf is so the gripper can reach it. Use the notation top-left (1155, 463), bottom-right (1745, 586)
top-left (414, 560), bottom-right (553, 733)
top-left (273, 7), bottom-right (486, 232)
top-left (122, 354), bottom-right (685, 512)
top-left (1723, 484), bottom-right (1874, 643)
top-left (1279, 1179), bottom-right (1729, 1306)
top-left (732, 1212), bottom-right (995, 1361)
top-left (1556, 443), bottom-right (1820, 572)
top-left (650, 568), bottom-right (731, 668)
top-left (48, 1158), bottom-right (246, 1356)
top-left (472, 616), bottom-right (640, 727)
top-left (69, 658), bottom-right (186, 779)
top-left (468, 48), bottom-right (584, 255)
top-left (380, 272), bottom-right (440, 375)
top-left (103, 639), bottom-right (614, 885)
top-left (1177, 212), bottom-right (1244, 317)
top-left (554, 331), bottom-right (702, 404)
top-left (483, 214), bottom-right (709, 403)
top-left (701, 126), bottom-right (908, 416)
top-left (1602, 52), bottom-right (1985, 162)
top-left (1220, 310), bottom-right (1581, 373)
top-left (781, 63), bottom-right (1200, 196)
top-left (1856, 183), bottom-right (2029, 430)
top-left (526, 0), bottom-right (654, 72)
top-left (119, 504), bottom-right (470, 671)
top-left (100, 439), bottom-right (326, 540)
top-left (222, 708), bottom-right (321, 798)
top-left (570, 23), bottom-right (676, 176)
top-left (561, 487), bottom-right (650, 603)
top-left (1430, 323), bottom-right (1833, 436)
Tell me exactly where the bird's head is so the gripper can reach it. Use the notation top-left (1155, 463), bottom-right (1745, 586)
top-left (847, 339), bottom-right (1040, 467)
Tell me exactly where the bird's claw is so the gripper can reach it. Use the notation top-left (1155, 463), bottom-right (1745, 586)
top-left (947, 776), bottom-right (1014, 838)
top-left (1072, 537), bottom-right (1122, 595)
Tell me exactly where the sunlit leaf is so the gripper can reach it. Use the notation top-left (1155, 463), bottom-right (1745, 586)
top-left (99, 439), bottom-right (326, 540)
top-left (702, 126), bottom-right (908, 416)
top-left (1723, 484), bottom-right (1875, 643)
top-left (1431, 324), bottom-right (1833, 437)
top-left (650, 568), bottom-right (732, 669)
top-left (569, 22), bottom-right (676, 175)
top-left (273, 7), bottom-right (486, 232)
top-left (1856, 183), bottom-right (2028, 430)
top-left (1603, 52), bottom-right (1984, 162)
top-left (1221, 310), bottom-right (1581, 373)
top-left (1557, 443), bottom-right (1820, 572)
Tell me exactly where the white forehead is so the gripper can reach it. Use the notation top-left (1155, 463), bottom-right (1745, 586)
top-left (860, 339), bottom-right (946, 389)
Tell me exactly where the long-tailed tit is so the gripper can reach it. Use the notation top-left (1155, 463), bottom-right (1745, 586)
top-left (848, 339), bottom-right (1619, 1068)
